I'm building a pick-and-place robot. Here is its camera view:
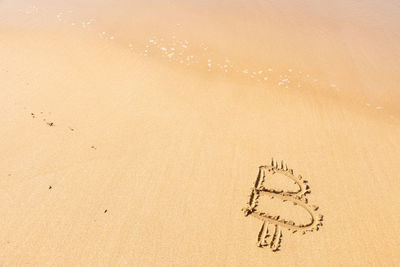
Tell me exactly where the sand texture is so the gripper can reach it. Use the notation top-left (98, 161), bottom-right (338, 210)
top-left (1, 0), bottom-right (400, 266)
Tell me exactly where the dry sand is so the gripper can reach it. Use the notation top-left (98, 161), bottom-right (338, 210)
top-left (1, 0), bottom-right (400, 266)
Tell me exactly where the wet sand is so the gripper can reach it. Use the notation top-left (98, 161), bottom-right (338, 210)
top-left (1, 0), bottom-right (400, 266)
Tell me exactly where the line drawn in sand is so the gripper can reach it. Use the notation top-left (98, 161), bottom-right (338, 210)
top-left (242, 159), bottom-right (323, 252)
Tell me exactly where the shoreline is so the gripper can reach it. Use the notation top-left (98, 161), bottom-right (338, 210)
top-left (1, 0), bottom-right (400, 266)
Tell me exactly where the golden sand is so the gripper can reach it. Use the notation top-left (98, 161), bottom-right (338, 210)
top-left (0, 0), bottom-right (399, 266)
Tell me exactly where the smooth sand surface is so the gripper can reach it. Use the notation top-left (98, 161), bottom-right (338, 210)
top-left (1, 1), bottom-right (400, 266)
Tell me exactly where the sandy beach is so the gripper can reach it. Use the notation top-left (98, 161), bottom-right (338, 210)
top-left (1, 0), bottom-right (400, 266)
